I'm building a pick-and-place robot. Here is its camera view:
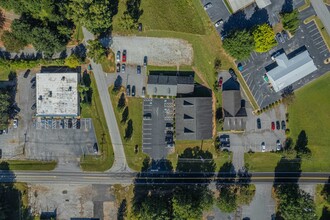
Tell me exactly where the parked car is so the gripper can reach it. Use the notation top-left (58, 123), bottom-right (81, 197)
top-left (13, 119), bottom-right (18, 128)
top-left (261, 142), bottom-right (266, 152)
top-left (93, 143), bottom-right (98, 154)
top-left (122, 50), bottom-right (127, 62)
top-left (215, 19), bottom-right (224, 27)
top-left (116, 63), bottom-right (121, 73)
top-left (276, 121), bottom-right (280, 130)
top-left (271, 121), bottom-right (275, 130)
top-left (218, 77), bottom-right (223, 88)
top-left (137, 65), bottom-right (141, 74)
top-left (143, 56), bottom-right (148, 66)
top-left (76, 119), bottom-right (81, 129)
top-left (204, 2), bottom-right (213, 10)
top-left (282, 30), bottom-right (289, 40)
top-left (229, 68), bottom-right (237, 80)
top-left (24, 69), bottom-right (30, 78)
top-left (126, 85), bottom-right (131, 96)
top-left (68, 119), bottom-right (73, 128)
top-left (276, 32), bottom-right (285, 43)
top-left (276, 140), bottom-right (282, 151)
top-left (31, 103), bottom-right (36, 110)
top-left (281, 120), bottom-right (286, 130)
top-left (257, 118), bottom-right (261, 129)
top-left (116, 51), bottom-right (121, 62)
top-left (0, 130), bottom-right (3, 135)
top-left (142, 87), bottom-right (146, 97)
top-left (88, 64), bottom-right (92, 70)
top-left (138, 23), bottom-right (143, 32)
top-left (30, 77), bottom-right (36, 83)
top-left (143, 113), bottom-right (152, 120)
top-left (132, 85), bottom-right (136, 97)
top-left (221, 33), bottom-right (227, 40)
top-left (166, 123), bottom-right (173, 130)
top-left (121, 64), bottom-right (126, 73)
top-left (31, 82), bottom-right (36, 89)
top-left (0, 149), bottom-right (2, 159)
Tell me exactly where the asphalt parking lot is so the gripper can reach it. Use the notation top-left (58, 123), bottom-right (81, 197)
top-left (201, 0), bottom-right (230, 28)
top-left (110, 36), bottom-right (193, 66)
top-left (237, 5), bottom-right (330, 109)
top-left (142, 98), bottom-right (174, 159)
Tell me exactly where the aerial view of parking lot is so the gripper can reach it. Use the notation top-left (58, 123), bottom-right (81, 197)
top-left (0, 0), bottom-right (330, 219)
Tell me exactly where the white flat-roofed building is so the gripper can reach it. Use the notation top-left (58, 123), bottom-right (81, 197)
top-left (36, 72), bottom-right (79, 117)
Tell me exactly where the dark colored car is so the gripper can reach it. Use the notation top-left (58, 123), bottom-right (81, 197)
top-left (24, 69), bottom-right (30, 78)
top-left (126, 85), bottom-right (131, 96)
top-left (142, 87), bottom-right (146, 97)
top-left (93, 143), bottom-right (98, 154)
top-left (281, 120), bottom-right (286, 130)
top-left (31, 103), bottom-right (36, 110)
top-left (276, 32), bottom-right (285, 43)
top-left (229, 68), bottom-right (237, 80)
top-left (276, 121), bottom-right (280, 130)
top-left (143, 56), bottom-right (148, 66)
top-left (282, 30), bottom-right (289, 40)
top-left (76, 119), bottom-right (81, 129)
top-left (116, 63), bottom-right (121, 73)
top-left (0, 149), bottom-right (2, 159)
top-left (143, 113), bottom-right (152, 120)
top-left (138, 23), bottom-right (143, 32)
top-left (271, 122), bottom-right (275, 130)
top-left (122, 50), bottom-right (127, 62)
top-left (218, 77), bottom-right (223, 88)
top-left (132, 85), bottom-right (136, 97)
top-left (0, 130), bottom-right (3, 135)
top-left (31, 82), bottom-right (36, 89)
top-left (68, 119), bottom-right (73, 128)
top-left (137, 65), bottom-right (141, 74)
top-left (257, 118), bottom-right (261, 129)
top-left (30, 77), bottom-right (36, 83)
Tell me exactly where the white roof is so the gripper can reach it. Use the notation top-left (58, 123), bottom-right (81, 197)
top-left (228, 0), bottom-right (254, 12)
top-left (267, 50), bottom-right (317, 92)
top-left (36, 72), bottom-right (79, 117)
top-left (255, 0), bottom-right (271, 8)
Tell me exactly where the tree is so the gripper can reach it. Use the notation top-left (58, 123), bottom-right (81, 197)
top-left (119, 12), bottom-right (138, 30)
top-left (121, 106), bottom-right (129, 124)
top-left (125, 119), bottom-right (133, 140)
top-left (0, 92), bottom-right (10, 130)
top-left (1, 31), bottom-right (27, 52)
top-left (214, 58), bottom-right (222, 71)
top-left (126, 0), bottom-right (143, 21)
top-left (117, 93), bottom-right (126, 109)
top-left (68, 0), bottom-right (118, 34)
top-left (223, 29), bottom-right (255, 60)
top-left (295, 130), bottom-right (311, 158)
top-left (281, 9), bottom-right (300, 35)
top-left (253, 24), bottom-right (277, 53)
top-left (217, 186), bottom-right (238, 213)
top-left (78, 84), bottom-right (90, 103)
top-left (65, 54), bottom-right (81, 68)
top-left (87, 39), bottom-right (107, 63)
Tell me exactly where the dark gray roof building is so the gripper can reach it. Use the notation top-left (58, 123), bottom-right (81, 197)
top-left (147, 72), bottom-right (194, 96)
top-left (175, 97), bottom-right (213, 140)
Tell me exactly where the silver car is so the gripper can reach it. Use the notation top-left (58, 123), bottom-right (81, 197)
top-left (116, 51), bottom-right (121, 62)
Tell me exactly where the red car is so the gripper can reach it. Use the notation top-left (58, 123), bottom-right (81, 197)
top-left (218, 77), bottom-right (223, 88)
top-left (122, 50), bottom-right (127, 62)
top-left (271, 122), bottom-right (275, 130)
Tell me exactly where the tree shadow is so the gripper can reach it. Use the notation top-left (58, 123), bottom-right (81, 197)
top-left (126, 0), bottom-right (144, 22)
top-left (113, 75), bottom-right (123, 91)
top-left (124, 119), bottom-right (133, 140)
top-left (222, 7), bottom-right (269, 35)
top-left (320, 206), bottom-right (330, 220)
top-left (295, 130), bottom-right (311, 157)
top-left (117, 198), bottom-right (127, 220)
top-left (0, 161), bottom-right (33, 219)
top-left (281, 0), bottom-right (293, 13)
top-left (72, 43), bottom-right (87, 61)
top-left (82, 71), bottom-right (91, 87)
top-left (273, 157), bottom-right (301, 186)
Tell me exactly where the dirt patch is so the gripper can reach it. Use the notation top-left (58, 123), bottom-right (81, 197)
top-left (0, 9), bottom-right (20, 47)
top-left (111, 36), bottom-right (193, 66)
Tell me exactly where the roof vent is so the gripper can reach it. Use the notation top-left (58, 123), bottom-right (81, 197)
top-left (48, 91), bottom-right (52, 97)
top-left (38, 95), bottom-right (43, 100)
top-left (61, 76), bottom-right (66, 81)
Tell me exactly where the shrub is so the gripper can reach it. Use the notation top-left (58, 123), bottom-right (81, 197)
top-left (285, 129), bottom-right (290, 135)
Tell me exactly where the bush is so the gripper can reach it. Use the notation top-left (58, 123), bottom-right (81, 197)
top-left (285, 129), bottom-right (290, 135)
top-left (0, 57), bottom-right (65, 71)
top-left (281, 10), bottom-right (300, 35)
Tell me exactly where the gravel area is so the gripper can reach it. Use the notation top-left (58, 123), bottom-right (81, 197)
top-left (111, 36), bottom-right (193, 66)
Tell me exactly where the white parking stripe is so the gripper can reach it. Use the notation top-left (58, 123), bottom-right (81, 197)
top-left (143, 138), bottom-right (152, 140)
top-left (143, 147), bottom-right (152, 150)
top-left (143, 128), bottom-right (152, 130)
top-left (313, 36), bottom-right (322, 41)
top-left (311, 32), bottom-right (320, 37)
top-left (320, 48), bottom-right (329, 54)
top-left (306, 24), bottom-right (316, 29)
top-left (309, 28), bottom-right (317, 33)
top-left (317, 44), bottom-right (327, 49)
top-left (314, 40), bottom-right (324, 46)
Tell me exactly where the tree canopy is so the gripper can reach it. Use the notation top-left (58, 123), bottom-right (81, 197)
top-left (87, 39), bottom-right (107, 63)
top-left (0, 92), bottom-right (10, 130)
top-left (223, 29), bottom-right (255, 60)
top-left (252, 24), bottom-right (277, 53)
top-left (281, 9), bottom-right (300, 35)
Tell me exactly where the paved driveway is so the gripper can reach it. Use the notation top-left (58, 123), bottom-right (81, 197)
top-left (110, 36), bottom-right (193, 66)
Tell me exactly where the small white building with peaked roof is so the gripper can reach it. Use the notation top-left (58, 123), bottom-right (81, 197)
top-left (266, 50), bottom-right (317, 92)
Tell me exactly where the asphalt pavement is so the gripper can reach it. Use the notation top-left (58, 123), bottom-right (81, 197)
top-left (82, 27), bottom-right (130, 173)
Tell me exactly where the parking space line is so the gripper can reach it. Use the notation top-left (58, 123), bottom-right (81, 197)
top-left (306, 24), bottom-right (316, 29)
top-left (311, 32), bottom-right (320, 37)
top-left (320, 48), bottom-right (329, 54)
top-left (317, 44), bottom-right (327, 50)
top-left (314, 40), bottom-right (325, 46)
top-left (143, 138), bottom-right (152, 140)
top-left (308, 28), bottom-right (318, 33)
top-left (143, 128), bottom-right (152, 130)
top-left (313, 36), bottom-right (322, 42)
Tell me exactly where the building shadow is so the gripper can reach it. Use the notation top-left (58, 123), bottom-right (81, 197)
top-left (281, 0), bottom-right (293, 13)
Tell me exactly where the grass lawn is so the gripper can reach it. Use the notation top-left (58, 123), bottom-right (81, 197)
top-left (80, 73), bottom-right (114, 171)
top-left (167, 139), bottom-right (232, 171)
top-left (314, 17), bottom-right (330, 49)
top-left (101, 50), bottom-right (116, 73)
top-left (245, 72), bottom-right (330, 172)
top-left (315, 184), bottom-right (330, 219)
top-left (109, 86), bottom-right (149, 171)
top-left (0, 160), bottom-right (57, 171)
top-left (68, 24), bottom-right (84, 46)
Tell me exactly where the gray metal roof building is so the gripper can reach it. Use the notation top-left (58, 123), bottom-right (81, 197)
top-left (175, 97), bottom-right (213, 140)
top-left (147, 73), bottom-right (194, 96)
top-left (266, 50), bottom-right (317, 92)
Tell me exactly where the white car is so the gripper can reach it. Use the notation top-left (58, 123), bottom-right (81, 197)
top-left (116, 51), bottom-right (121, 62)
top-left (215, 19), bottom-right (224, 27)
top-left (13, 119), bottom-right (18, 129)
top-left (261, 142), bottom-right (266, 152)
top-left (276, 140), bottom-right (282, 151)
top-left (204, 2), bottom-right (213, 10)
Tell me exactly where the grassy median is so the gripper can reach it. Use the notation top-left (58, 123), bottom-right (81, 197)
top-left (0, 160), bottom-right (57, 171)
top-left (80, 72), bottom-right (114, 171)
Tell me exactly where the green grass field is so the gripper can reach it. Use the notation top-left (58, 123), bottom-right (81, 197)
top-left (167, 139), bottom-right (232, 171)
top-left (0, 160), bottom-right (57, 171)
top-left (109, 86), bottom-right (149, 171)
top-left (245, 72), bottom-right (330, 172)
top-left (80, 73), bottom-right (114, 171)
top-left (315, 184), bottom-right (330, 219)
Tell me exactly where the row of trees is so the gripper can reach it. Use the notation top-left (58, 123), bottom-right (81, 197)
top-left (0, 0), bottom-right (118, 55)
top-left (0, 92), bottom-right (10, 130)
top-left (223, 23), bottom-right (277, 60)
top-left (116, 91), bottom-right (133, 140)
